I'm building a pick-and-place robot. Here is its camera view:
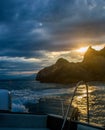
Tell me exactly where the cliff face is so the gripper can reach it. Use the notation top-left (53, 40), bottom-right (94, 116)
top-left (83, 47), bottom-right (105, 80)
top-left (36, 46), bottom-right (105, 84)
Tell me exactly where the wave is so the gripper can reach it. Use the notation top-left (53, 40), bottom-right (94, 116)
top-left (12, 103), bottom-right (28, 112)
top-left (10, 87), bottom-right (74, 112)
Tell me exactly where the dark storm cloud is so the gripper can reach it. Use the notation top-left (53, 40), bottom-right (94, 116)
top-left (0, 0), bottom-right (105, 58)
top-left (0, 0), bottom-right (105, 77)
top-left (0, 0), bottom-right (75, 22)
top-left (0, 0), bottom-right (72, 44)
top-left (0, 0), bottom-right (105, 57)
top-left (0, 58), bottom-right (41, 79)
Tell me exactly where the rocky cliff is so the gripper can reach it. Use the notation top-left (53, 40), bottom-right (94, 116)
top-left (36, 46), bottom-right (105, 84)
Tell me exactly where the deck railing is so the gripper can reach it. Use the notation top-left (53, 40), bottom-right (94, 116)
top-left (38, 81), bottom-right (105, 128)
top-left (61, 81), bottom-right (90, 130)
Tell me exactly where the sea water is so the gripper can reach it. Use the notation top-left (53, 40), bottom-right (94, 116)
top-left (0, 80), bottom-right (105, 127)
top-left (0, 80), bottom-right (74, 112)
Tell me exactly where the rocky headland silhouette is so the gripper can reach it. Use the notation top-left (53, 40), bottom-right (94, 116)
top-left (36, 46), bottom-right (105, 84)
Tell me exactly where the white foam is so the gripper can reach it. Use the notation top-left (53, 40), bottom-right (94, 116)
top-left (12, 103), bottom-right (28, 112)
top-left (10, 87), bottom-right (74, 112)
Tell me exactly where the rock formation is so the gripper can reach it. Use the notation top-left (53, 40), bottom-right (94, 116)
top-left (36, 46), bottom-right (105, 84)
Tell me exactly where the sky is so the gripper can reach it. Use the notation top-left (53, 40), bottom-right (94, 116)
top-left (0, 0), bottom-right (105, 79)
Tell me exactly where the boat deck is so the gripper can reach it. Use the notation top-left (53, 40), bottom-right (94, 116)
top-left (0, 127), bottom-right (104, 130)
top-left (0, 112), bottom-right (104, 130)
top-left (0, 112), bottom-right (50, 130)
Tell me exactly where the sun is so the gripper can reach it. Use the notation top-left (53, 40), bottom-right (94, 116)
top-left (75, 44), bottom-right (105, 56)
top-left (76, 47), bottom-right (88, 53)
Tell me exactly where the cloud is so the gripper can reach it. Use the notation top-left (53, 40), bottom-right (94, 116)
top-left (0, 57), bottom-right (41, 77)
top-left (0, 0), bottom-right (105, 77)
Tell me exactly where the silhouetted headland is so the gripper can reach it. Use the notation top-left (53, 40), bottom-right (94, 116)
top-left (36, 46), bottom-right (105, 84)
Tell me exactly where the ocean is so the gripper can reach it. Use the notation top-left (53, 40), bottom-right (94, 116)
top-left (0, 80), bottom-right (73, 112)
top-left (0, 80), bottom-right (105, 127)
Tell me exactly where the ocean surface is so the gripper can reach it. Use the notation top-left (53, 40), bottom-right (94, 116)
top-left (0, 80), bottom-right (105, 127)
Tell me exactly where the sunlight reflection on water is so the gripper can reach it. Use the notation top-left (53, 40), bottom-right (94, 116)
top-left (0, 80), bottom-right (105, 127)
top-left (71, 84), bottom-right (105, 127)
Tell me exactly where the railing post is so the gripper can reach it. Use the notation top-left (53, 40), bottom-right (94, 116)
top-left (61, 81), bottom-right (90, 130)
top-left (61, 81), bottom-right (83, 130)
top-left (61, 100), bottom-right (64, 118)
top-left (85, 82), bottom-right (89, 124)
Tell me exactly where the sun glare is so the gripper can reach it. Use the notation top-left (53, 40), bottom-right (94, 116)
top-left (76, 47), bottom-right (88, 53)
top-left (92, 45), bottom-right (105, 50)
top-left (76, 44), bottom-right (105, 54)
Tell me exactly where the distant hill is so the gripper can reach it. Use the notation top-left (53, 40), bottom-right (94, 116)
top-left (36, 46), bottom-right (105, 84)
top-left (0, 74), bottom-right (35, 81)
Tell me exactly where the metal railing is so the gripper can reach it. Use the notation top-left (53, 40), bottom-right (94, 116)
top-left (61, 81), bottom-right (90, 130)
top-left (37, 81), bottom-right (105, 127)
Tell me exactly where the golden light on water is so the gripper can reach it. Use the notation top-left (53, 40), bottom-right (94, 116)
top-left (65, 84), bottom-right (105, 126)
top-left (72, 85), bottom-right (96, 116)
